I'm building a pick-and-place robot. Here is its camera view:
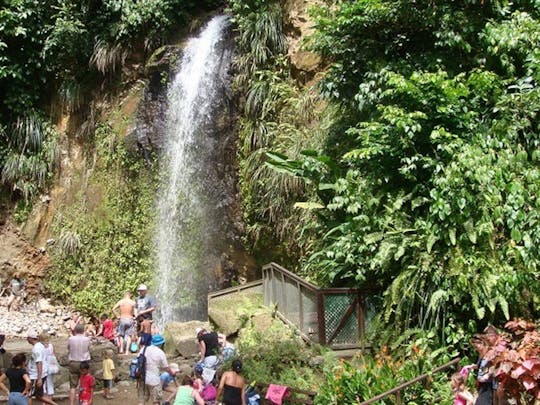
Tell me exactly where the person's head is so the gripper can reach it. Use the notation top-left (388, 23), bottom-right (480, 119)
top-left (170, 363), bottom-right (180, 376)
top-left (451, 372), bottom-right (466, 391)
top-left (137, 284), bottom-right (148, 297)
top-left (13, 272), bottom-right (20, 280)
top-left (151, 334), bottom-right (165, 347)
top-left (195, 327), bottom-right (206, 339)
top-left (12, 353), bottom-right (27, 368)
top-left (0, 334), bottom-right (5, 346)
top-left (232, 359), bottom-right (242, 373)
top-left (104, 349), bottom-right (114, 359)
top-left (74, 323), bottom-right (85, 335)
top-left (80, 361), bottom-right (90, 375)
top-left (100, 314), bottom-right (108, 322)
top-left (180, 375), bottom-right (193, 386)
top-left (39, 332), bottom-right (50, 344)
top-left (194, 363), bottom-right (203, 377)
top-left (26, 330), bottom-right (39, 345)
top-left (124, 291), bottom-right (132, 299)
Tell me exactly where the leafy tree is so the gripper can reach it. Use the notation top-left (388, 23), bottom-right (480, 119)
top-left (266, 0), bottom-right (540, 338)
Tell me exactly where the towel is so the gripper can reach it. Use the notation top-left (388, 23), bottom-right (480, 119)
top-left (265, 384), bottom-right (289, 405)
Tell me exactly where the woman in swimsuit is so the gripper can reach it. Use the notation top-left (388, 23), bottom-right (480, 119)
top-left (217, 359), bottom-right (246, 405)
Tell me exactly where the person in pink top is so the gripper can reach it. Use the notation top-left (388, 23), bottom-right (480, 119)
top-left (78, 361), bottom-right (94, 405)
top-left (450, 372), bottom-right (475, 405)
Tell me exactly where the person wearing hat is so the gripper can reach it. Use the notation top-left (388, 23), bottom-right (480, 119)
top-left (136, 284), bottom-right (156, 322)
top-left (137, 334), bottom-right (172, 405)
top-left (27, 330), bottom-right (57, 405)
top-left (196, 328), bottom-right (220, 369)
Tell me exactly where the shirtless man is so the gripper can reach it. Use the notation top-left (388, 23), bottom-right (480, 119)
top-left (112, 291), bottom-right (136, 354)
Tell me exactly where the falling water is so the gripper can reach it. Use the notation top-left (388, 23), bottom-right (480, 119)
top-left (155, 15), bottom-right (232, 326)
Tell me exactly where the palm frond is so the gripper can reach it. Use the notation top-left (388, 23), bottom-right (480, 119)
top-left (90, 39), bottom-right (128, 74)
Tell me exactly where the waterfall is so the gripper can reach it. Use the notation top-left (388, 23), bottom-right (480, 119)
top-left (155, 15), bottom-right (232, 326)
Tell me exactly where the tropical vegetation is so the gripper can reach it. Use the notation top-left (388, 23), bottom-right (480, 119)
top-left (2, 0), bottom-right (539, 401)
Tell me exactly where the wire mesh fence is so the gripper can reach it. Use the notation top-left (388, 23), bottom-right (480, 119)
top-left (262, 263), bottom-right (366, 348)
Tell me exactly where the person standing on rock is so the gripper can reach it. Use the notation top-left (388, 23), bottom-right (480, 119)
top-left (27, 330), bottom-right (57, 405)
top-left (137, 334), bottom-right (173, 405)
top-left (7, 272), bottom-right (25, 312)
top-left (67, 323), bottom-right (91, 405)
top-left (136, 284), bottom-right (156, 322)
top-left (0, 333), bottom-right (13, 376)
top-left (112, 291), bottom-right (137, 355)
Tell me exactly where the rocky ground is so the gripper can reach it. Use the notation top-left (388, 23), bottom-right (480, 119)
top-left (0, 297), bottom-right (73, 338)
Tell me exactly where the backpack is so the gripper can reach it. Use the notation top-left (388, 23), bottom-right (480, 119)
top-left (130, 346), bottom-right (147, 380)
top-left (202, 383), bottom-right (217, 401)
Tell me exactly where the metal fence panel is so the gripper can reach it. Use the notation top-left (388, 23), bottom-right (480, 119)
top-left (262, 263), bottom-right (365, 348)
top-left (324, 294), bottom-right (359, 345)
top-left (301, 286), bottom-right (319, 343)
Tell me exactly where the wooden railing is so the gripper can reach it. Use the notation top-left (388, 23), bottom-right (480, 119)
top-left (262, 262), bottom-right (367, 349)
top-left (359, 357), bottom-right (461, 404)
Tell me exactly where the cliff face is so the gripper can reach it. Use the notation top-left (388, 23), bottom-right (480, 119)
top-left (1, 2), bottom-right (321, 304)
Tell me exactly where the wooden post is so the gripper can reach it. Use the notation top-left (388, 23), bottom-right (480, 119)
top-left (317, 291), bottom-right (326, 345)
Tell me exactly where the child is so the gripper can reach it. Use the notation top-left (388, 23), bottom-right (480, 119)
top-left (139, 318), bottom-right (152, 350)
top-left (78, 361), bottom-right (94, 405)
top-left (102, 349), bottom-right (115, 399)
top-left (160, 362), bottom-right (179, 405)
top-left (451, 371), bottom-right (475, 405)
top-left (99, 314), bottom-right (115, 343)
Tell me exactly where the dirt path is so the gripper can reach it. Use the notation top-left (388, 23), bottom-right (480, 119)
top-left (55, 381), bottom-right (140, 404)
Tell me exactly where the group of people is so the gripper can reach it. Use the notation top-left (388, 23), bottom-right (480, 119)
top-left (136, 328), bottom-right (246, 405)
top-left (0, 330), bottom-right (62, 405)
top-left (0, 282), bottom-right (248, 405)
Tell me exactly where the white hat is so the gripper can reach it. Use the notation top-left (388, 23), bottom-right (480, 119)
top-left (170, 363), bottom-right (180, 373)
top-left (137, 284), bottom-right (148, 291)
top-left (195, 327), bottom-right (204, 336)
top-left (27, 330), bottom-right (39, 339)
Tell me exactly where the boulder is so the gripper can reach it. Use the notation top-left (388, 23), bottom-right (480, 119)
top-left (163, 321), bottom-right (209, 358)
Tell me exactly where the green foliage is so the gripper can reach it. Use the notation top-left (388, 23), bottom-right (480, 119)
top-left (314, 328), bottom-right (470, 404)
top-left (230, 1), bottom-right (325, 264)
top-left (0, 0), bottom-right (219, 199)
top-left (46, 122), bottom-right (157, 315)
top-left (0, 112), bottom-right (59, 200)
top-left (264, 0), bottom-right (540, 339)
top-left (236, 318), bottom-right (323, 391)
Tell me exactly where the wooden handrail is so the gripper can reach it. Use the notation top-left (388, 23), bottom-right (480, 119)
top-left (359, 357), bottom-right (461, 405)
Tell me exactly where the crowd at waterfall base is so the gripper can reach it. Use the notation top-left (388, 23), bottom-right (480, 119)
top-left (0, 276), bottom-right (538, 404)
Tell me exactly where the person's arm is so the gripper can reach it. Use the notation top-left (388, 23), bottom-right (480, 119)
top-left (0, 373), bottom-right (9, 395)
top-left (241, 381), bottom-right (246, 405)
top-left (199, 340), bottom-right (206, 361)
top-left (192, 388), bottom-right (204, 405)
top-left (22, 373), bottom-right (31, 396)
top-left (36, 361), bottom-right (43, 386)
top-left (216, 372), bottom-right (226, 402)
top-left (112, 301), bottom-right (121, 318)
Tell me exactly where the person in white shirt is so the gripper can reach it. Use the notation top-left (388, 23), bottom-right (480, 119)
top-left (137, 334), bottom-right (172, 405)
top-left (27, 330), bottom-right (57, 405)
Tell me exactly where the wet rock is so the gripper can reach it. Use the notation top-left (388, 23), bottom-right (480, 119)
top-left (163, 321), bottom-right (209, 358)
